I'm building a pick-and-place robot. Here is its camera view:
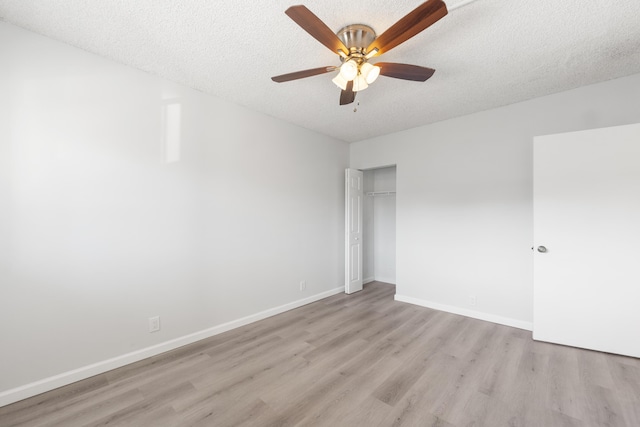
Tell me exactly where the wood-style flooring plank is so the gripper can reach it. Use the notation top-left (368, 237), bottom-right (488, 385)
top-left (2, 281), bottom-right (640, 426)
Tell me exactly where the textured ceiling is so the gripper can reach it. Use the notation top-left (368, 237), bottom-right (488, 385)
top-left (1, 0), bottom-right (639, 142)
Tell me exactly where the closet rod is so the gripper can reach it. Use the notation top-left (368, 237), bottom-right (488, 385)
top-left (366, 191), bottom-right (396, 196)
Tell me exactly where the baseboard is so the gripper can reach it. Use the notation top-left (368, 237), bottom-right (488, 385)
top-left (363, 277), bottom-right (396, 285)
top-left (394, 294), bottom-right (533, 331)
top-left (0, 286), bottom-right (344, 408)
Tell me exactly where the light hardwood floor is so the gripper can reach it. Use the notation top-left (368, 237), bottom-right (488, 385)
top-left (2, 282), bottom-right (640, 426)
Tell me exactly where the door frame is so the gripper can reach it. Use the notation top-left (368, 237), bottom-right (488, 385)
top-left (345, 165), bottom-right (398, 293)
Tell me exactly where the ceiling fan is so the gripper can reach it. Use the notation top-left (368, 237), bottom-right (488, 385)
top-left (271, 0), bottom-right (448, 105)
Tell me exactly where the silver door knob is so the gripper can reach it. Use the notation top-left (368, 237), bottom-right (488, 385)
top-left (537, 246), bottom-right (547, 253)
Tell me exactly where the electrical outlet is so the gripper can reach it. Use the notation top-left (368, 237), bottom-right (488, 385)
top-left (299, 280), bottom-right (307, 291)
top-left (148, 316), bottom-right (160, 333)
top-left (468, 295), bottom-right (477, 307)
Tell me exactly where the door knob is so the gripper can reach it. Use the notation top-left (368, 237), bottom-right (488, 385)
top-left (537, 246), bottom-right (547, 253)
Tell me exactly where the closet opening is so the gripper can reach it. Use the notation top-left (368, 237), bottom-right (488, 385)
top-left (362, 165), bottom-right (396, 286)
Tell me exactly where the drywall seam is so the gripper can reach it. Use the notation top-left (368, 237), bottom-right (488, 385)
top-left (0, 286), bottom-right (344, 407)
top-left (394, 294), bottom-right (533, 331)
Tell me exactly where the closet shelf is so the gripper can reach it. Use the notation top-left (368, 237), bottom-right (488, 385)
top-left (366, 191), bottom-right (396, 197)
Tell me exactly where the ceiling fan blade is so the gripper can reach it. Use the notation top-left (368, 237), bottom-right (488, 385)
top-left (340, 80), bottom-right (356, 105)
top-left (376, 62), bottom-right (436, 81)
top-left (367, 0), bottom-right (447, 57)
top-left (285, 6), bottom-right (349, 56)
top-left (271, 66), bottom-right (337, 83)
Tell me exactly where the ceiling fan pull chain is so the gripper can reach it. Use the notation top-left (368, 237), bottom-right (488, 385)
top-left (353, 101), bottom-right (360, 113)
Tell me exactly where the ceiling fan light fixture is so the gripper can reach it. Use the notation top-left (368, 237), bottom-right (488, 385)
top-left (274, 3), bottom-right (449, 105)
top-left (352, 74), bottom-right (369, 92)
top-left (360, 62), bottom-right (381, 84)
top-left (339, 59), bottom-right (358, 81)
top-left (364, 48), bottom-right (379, 59)
top-left (332, 73), bottom-right (348, 91)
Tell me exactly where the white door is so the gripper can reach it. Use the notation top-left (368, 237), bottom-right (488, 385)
top-left (345, 168), bottom-right (363, 294)
top-left (533, 123), bottom-right (640, 358)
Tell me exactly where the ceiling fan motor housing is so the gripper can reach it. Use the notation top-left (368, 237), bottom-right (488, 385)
top-left (337, 24), bottom-right (376, 59)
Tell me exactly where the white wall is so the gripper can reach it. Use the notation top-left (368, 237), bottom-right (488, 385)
top-left (0, 22), bottom-right (348, 404)
top-left (350, 72), bottom-right (640, 330)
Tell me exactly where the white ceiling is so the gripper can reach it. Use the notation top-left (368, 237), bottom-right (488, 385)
top-left (1, 0), bottom-right (639, 142)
